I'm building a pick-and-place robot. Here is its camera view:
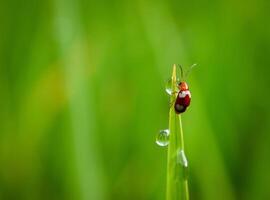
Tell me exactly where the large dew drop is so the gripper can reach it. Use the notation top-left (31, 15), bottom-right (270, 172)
top-left (156, 129), bottom-right (170, 147)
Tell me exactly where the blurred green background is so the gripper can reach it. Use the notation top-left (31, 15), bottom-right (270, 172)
top-left (1, 0), bottom-right (270, 199)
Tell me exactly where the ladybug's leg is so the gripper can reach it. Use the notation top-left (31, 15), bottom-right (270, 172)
top-left (168, 90), bottom-right (180, 110)
top-left (170, 91), bottom-right (178, 96)
top-left (169, 100), bottom-right (174, 108)
top-left (170, 91), bottom-right (179, 108)
top-left (169, 92), bottom-right (178, 108)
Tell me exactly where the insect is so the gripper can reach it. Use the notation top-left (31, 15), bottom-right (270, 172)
top-left (174, 64), bottom-right (196, 114)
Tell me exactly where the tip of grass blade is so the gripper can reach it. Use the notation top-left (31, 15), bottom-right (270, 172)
top-left (172, 64), bottom-right (177, 83)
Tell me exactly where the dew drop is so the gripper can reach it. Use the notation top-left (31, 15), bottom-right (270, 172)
top-left (156, 129), bottom-right (170, 147)
top-left (165, 78), bottom-right (173, 95)
top-left (177, 149), bottom-right (189, 180)
top-left (165, 78), bottom-right (179, 95)
top-left (177, 149), bottom-right (188, 167)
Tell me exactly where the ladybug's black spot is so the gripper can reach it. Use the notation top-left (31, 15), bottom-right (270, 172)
top-left (174, 103), bottom-right (186, 114)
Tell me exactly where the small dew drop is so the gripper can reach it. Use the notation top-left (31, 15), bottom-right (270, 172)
top-left (165, 78), bottom-right (179, 95)
top-left (165, 78), bottom-right (173, 95)
top-left (156, 129), bottom-right (170, 147)
top-left (177, 149), bottom-right (189, 180)
top-left (177, 149), bottom-right (188, 167)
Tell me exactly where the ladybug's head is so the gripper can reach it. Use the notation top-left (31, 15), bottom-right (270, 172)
top-left (178, 82), bottom-right (189, 90)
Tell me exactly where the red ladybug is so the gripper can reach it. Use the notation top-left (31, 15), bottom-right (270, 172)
top-left (174, 82), bottom-right (191, 114)
top-left (173, 64), bottom-right (196, 114)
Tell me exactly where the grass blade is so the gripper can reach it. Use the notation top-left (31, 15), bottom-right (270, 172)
top-left (166, 64), bottom-right (189, 200)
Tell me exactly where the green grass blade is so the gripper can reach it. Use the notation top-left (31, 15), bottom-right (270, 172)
top-left (166, 65), bottom-right (189, 200)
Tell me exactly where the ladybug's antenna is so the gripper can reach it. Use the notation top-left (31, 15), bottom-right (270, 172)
top-left (185, 63), bottom-right (197, 79)
top-left (178, 64), bottom-right (183, 80)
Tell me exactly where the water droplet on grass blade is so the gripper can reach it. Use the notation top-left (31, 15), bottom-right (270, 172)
top-left (165, 78), bottom-right (179, 95)
top-left (177, 149), bottom-right (189, 180)
top-left (165, 78), bottom-right (173, 95)
top-left (177, 149), bottom-right (188, 167)
top-left (156, 129), bottom-right (170, 147)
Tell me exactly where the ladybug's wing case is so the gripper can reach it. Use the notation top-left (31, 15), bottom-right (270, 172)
top-left (183, 92), bottom-right (191, 107)
top-left (174, 90), bottom-right (191, 114)
top-left (179, 90), bottom-right (191, 107)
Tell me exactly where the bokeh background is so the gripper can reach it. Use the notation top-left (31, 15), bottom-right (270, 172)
top-left (1, 0), bottom-right (270, 199)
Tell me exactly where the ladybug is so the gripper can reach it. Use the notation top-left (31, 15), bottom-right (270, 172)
top-left (174, 64), bottom-right (196, 114)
